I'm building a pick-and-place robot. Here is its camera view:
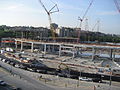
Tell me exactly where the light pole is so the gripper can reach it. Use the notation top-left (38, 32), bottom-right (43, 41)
top-left (109, 67), bottom-right (112, 86)
top-left (10, 65), bottom-right (13, 75)
top-left (77, 68), bottom-right (82, 87)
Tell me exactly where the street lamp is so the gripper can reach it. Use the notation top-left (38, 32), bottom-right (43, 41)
top-left (10, 65), bottom-right (13, 75)
top-left (109, 67), bottom-right (112, 86)
top-left (77, 68), bottom-right (82, 87)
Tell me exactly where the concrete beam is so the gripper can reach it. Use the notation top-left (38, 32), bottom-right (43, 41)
top-left (31, 42), bottom-right (34, 52)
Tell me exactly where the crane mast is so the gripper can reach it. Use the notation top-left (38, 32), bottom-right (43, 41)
top-left (92, 20), bottom-right (100, 32)
top-left (39, 0), bottom-right (59, 41)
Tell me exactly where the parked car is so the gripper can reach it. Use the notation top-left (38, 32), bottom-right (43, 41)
top-left (57, 73), bottom-right (67, 77)
top-left (2, 59), bottom-right (9, 63)
top-left (79, 77), bottom-right (92, 81)
top-left (46, 71), bottom-right (56, 75)
top-left (36, 69), bottom-right (47, 74)
top-left (0, 58), bottom-right (2, 61)
top-left (9, 62), bottom-right (16, 66)
top-left (6, 60), bottom-right (12, 64)
top-left (27, 68), bottom-right (36, 72)
top-left (0, 80), bottom-right (7, 86)
top-left (12, 87), bottom-right (22, 90)
top-left (92, 78), bottom-right (102, 82)
top-left (14, 64), bottom-right (21, 68)
top-left (69, 75), bottom-right (78, 79)
top-left (2, 59), bottom-right (6, 62)
top-left (19, 64), bottom-right (27, 70)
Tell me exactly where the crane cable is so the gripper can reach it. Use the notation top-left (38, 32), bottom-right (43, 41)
top-left (114, 0), bottom-right (120, 13)
top-left (82, 0), bottom-right (94, 21)
top-left (77, 0), bottom-right (94, 43)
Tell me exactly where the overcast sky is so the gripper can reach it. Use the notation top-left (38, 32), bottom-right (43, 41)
top-left (0, 0), bottom-right (120, 34)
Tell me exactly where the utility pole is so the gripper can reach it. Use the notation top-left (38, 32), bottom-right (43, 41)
top-left (109, 67), bottom-right (112, 86)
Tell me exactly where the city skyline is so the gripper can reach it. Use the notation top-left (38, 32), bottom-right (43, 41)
top-left (0, 0), bottom-right (120, 34)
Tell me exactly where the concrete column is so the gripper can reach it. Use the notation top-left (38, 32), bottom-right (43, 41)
top-left (15, 41), bottom-right (17, 50)
top-left (31, 42), bottom-right (34, 52)
top-left (44, 44), bottom-right (46, 55)
top-left (92, 47), bottom-right (96, 60)
top-left (48, 45), bottom-right (51, 52)
top-left (39, 45), bottom-right (41, 52)
top-left (75, 47), bottom-right (79, 56)
top-left (79, 48), bottom-right (82, 56)
top-left (59, 45), bottom-right (61, 57)
top-left (72, 46), bottom-right (75, 59)
top-left (73, 52), bottom-right (75, 59)
top-left (109, 49), bottom-right (113, 59)
top-left (20, 41), bottom-right (23, 51)
top-left (113, 49), bottom-right (115, 61)
top-left (52, 45), bottom-right (55, 52)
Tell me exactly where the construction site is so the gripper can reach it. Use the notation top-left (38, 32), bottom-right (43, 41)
top-left (0, 0), bottom-right (120, 90)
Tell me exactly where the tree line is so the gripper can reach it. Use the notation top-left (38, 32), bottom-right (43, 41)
top-left (0, 25), bottom-right (120, 43)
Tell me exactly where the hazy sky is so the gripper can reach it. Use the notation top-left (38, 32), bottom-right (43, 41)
top-left (0, 0), bottom-right (120, 34)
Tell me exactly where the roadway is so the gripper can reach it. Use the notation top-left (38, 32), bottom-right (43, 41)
top-left (0, 60), bottom-right (55, 90)
top-left (0, 56), bottom-right (120, 90)
top-left (0, 57), bottom-right (82, 90)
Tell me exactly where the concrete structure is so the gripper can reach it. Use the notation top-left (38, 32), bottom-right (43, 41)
top-left (0, 38), bottom-right (15, 48)
top-left (56, 27), bottom-right (76, 37)
top-left (9, 26), bottom-right (49, 39)
top-left (15, 38), bottom-right (120, 60)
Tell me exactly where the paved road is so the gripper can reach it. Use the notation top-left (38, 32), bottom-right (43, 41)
top-left (0, 58), bottom-right (80, 90)
top-left (0, 61), bottom-right (79, 90)
top-left (0, 60), bottom-right (55, 90)
top-left (0, 54), bottom-right (120, 90)
top-left (0, 85), bottom-right (10, 90)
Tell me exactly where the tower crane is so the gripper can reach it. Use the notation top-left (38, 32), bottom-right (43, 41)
top-left (38, 0), bottom-right (59, 41)
top-left (92, 20), bottom-right (100, 32)
top-left (77, 0), bottom-right (94, 43)
top-left (91, 20), bottom-right (100, 42)
top-left (84, 18), bottom-right (89, 41)
top-left (114, 0), bottom-right (120, 13)
top-left (85, 18), bottom-right (89, 31)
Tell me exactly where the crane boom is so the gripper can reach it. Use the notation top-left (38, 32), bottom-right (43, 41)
top-left (39, 0), bottom-right (49, 14)
top-left (114, 0), bottom-right (120, 13)
top-left (77, 0), bottom-right (94, 43)
top-left (92, 20), bottom-right (100, 32)
top-left (38, 0), bottom-right (59, 41)
top-left (82, 0), bottom-right (94, 21)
